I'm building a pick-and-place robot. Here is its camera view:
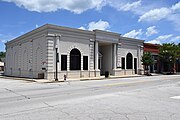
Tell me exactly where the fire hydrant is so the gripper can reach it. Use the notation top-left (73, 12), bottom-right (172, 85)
top-left (64, 74), bottom-right (67, 81)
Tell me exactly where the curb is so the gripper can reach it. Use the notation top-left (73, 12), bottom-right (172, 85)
top-left (0, 74), bottom-right (163, 83)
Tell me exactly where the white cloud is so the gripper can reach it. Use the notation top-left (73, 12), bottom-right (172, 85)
top-left (0, 39), bottom-right (6, 43)
top-left (167, 9), bottom-right (180, 31)
top-left (0, 33), bottom-right (17, 43)
top-left (138, 8), bottom-right (171, 22)
top-left (155, 34), bottom-right (173, 41)
top-left (35, 24), bottom-right (39, 28)
top-left (147, 34), bottom-right (173, 44)
top-left (146, 39), bottom-right (161, 44)
top-left (119, 0), bottom-right (141, 11)
top-left (172, 2), bottom-right (180, 11)
top-left (123, 29), bottom-right (143, 39)
top-left (170, 36), bottom-right (180, 43)
top-left (139, 2), bottom-right (180, 22)
top-left (78, 26), bottom-right (86, 30)
top-left (88, 20), bottom-right (110, 30)
top-left (2, 0), bottom-right (106, 14)
top-left (107, 0), bottom-right (143, 14)
top-left (146, 26), bottom-right (158, 36)
top-left (2, 0), bottom-right (144, 14)
top-left (79, 19), bottom-right (110, 31)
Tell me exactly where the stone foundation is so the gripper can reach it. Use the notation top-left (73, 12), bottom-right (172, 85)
top-left (138, 69), bottom-right (144, 75)
top-left (46, 70), bottom-right (100, 80)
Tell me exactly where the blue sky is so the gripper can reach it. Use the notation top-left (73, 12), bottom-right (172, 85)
top-left (0, 0), bottom-right (180, 51)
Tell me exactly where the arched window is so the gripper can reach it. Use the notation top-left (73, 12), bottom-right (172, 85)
top-left (36, 47), bottom-right (42, 71)
top-left (23, 50), bottom-right (28, 70)
top-left (70, 48), bottom-right (81, 70)
top-left (126, 53), bottom-right (133, 69)
top-left (14, 52), bottom-right (17, 70)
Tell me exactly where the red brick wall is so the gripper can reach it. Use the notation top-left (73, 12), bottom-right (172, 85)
top-left (144, 43), bottom-right (159, 54)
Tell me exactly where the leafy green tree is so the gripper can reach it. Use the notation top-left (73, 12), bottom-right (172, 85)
top-left (159, 43), bottom-right (179, 73)
top-left (176, 43), bottom-right (180, 68)
top-left (177, 43), bottom-right (180, 57)
top-left (141, 52), bottom-right (154, 75)
top-left (0, 52), bottom-right (6, 61)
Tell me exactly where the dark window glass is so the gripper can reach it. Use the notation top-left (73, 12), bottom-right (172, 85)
top-left (83, 56), bottom-right (88, 70)
top-left (154, 55), bottom-right (158, 60)
top-left (70, 48), bottom-right (81, 70)
top-left (126, 53), bottom-right (133, 69)
top-left (134, 58), bottom-right (137, 74)
top-left (61, 55), bottom-right (67, 70)
top-left (154, 63), bottom-right (157, 70)
top-left (122, 57), bottom-right (125, 69)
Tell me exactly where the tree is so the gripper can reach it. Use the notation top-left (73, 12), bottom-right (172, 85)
top-left (0, 52), bottom-right (6, 62)
top-left (177, 43), bottom-right (180, 57)
top-left (141, 52), bottom-right (154, 75)
top-left (159, 43), bottom-right (179, 73)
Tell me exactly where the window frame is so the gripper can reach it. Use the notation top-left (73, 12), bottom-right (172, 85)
top-left (61, 55), bottom-right (67, 71)
top-left (121, 57), bottom-right (125, 69)
top-left (83, 56), bottom-right (88, 70)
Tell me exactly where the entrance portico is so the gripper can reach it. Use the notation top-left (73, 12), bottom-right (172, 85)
top-left (94, 30), bottom-right (144, 77)
top-left (94, 30), bottom-right (119, 76)
top-left (98, 42), bottom-right (117, 75)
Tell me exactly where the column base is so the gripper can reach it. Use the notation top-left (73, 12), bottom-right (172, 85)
top-left (112, 69), bottom-right (124, 76)
top-left (95, 69), bottom-right (100, 77)
top-left (138, 69), bottom-right (144, 75)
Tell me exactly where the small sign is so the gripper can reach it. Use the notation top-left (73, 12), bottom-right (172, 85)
top-left (42, 68), bottom-right (46, 70)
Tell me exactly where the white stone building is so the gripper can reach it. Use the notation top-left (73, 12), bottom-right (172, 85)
top-left (5, 24), bottom-right (144, 80)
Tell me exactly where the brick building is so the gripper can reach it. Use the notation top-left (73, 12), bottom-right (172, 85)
top-left (144, 43), bottom-right (160, 73)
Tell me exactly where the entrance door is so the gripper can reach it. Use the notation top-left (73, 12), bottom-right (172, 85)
top-left (150, 65), bottom-right (153, 73)
top-left (134, 58), bottom-right (137, 74)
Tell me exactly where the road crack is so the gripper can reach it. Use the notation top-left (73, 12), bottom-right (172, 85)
top-left (125, 113), bottom-right (130, 120)
top-left (4, 88), bottom-right (30, 99)
top-left (43, 102), bottom-right (54, 108)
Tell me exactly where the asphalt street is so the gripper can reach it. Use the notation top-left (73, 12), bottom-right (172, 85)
top-left (0, 75), bottom-right (180, 120)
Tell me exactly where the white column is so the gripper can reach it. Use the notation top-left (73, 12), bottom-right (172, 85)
top-left (138, 45), bottom-right (141, 69)
top-left (95, 41), bottom-right (99, 70)
top-left (113, 43), bottom-right (117, 69)
top-left (81, 56), bottom-right (83, 70)
top-left (125, 57), bottom-right (127, 70)
top-left (67, 54), bottom-right (70, 71)
top-left (140, 46), bottom-right (143, 69)
top-left (132, 57), bottom-right (134, 70)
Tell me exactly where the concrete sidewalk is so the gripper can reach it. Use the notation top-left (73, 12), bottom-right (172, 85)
top-left (0, 73), bottom-right (163, 83)
top-left (29, 74), bottom-right (146, 83)
top-left (34, 73), bottom-right (165, 83)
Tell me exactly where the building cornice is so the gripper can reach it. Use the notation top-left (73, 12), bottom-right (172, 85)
top-left (6, 24), bottom-right (48, 46)
top-left (47, 24), bottom-right (94, 35)
top-left (6, 24), bottom-right (145, 47)
top-left (120, 36), bottom-right (144, 42)
top-left (94, 29), bottom-right (120, 37)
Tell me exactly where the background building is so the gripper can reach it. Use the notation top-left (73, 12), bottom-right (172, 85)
top-left (5, 24), bottom-right (144, 80)
top-left (144, 43), bottom-right (160, 73)
top-left (0, 61), bottom-right (4, 71)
